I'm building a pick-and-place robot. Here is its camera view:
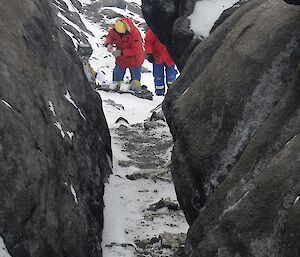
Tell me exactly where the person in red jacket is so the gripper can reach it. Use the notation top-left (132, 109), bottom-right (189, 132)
top-left (144, 29), bottom-right (178, 96)
top-left (105, 18), bottom-right (144, 86)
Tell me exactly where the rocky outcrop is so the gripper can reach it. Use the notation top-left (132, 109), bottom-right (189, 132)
top-left (284, 0), bottom-right (300, 5)
top-left (0, 0), bottom-right (112, 256)
top-left (142, 0), bottom-right (199, 70)
top-left (145, 0), bottom-right (300, 256)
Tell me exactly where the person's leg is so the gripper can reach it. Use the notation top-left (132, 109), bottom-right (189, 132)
top-left (129, 67), bottom-right (141, 81)
top-left (153, 63), bottom-right (165, 96)
top-left (129, 67), bottom-right (142, 92)
top-left (165, 64), bottom-right (177, 88)
top-left (113, 64), bottom-right (126, 81)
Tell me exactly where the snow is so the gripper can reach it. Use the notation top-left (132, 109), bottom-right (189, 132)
top-left (100, 91), bottom-right (162, 125)
top-left (64, 90), bottom-right (86, 120)
top-left (66, 131), bottom-right (74, 140)
top-left (54, 121), bottom-right (65, 138)
top-left (129, 0), bottom-right (141, 5)
top-left (188, 0), bottom-right (240, 38)
top-left (70, 184), bottom-right (79, 203)
top-left (1, 100), bottom-right (12, 109)
top-left (0, 237), bottom-right (12, 257)
top-left (63, 0), bottom-right (78, 12)
top-left (56, 1), bottom-right (188, 256)
top-left (102, 135), bottom-right (188, 257)
top-left (48, 101), bottom-right (56, 116)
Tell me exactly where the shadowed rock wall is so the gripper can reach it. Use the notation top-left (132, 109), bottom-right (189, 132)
top-left (0, 0), bottom-right (112, 256)
top-left (142, 0), bottom-right (199, 70)
top-left (144, 0), bottom-right (300, 256)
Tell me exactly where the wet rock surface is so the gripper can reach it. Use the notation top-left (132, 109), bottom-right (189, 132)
top-left (0, 0), bottom-right (112, 256)
top-left (144, 0), bottom-right (300, 256)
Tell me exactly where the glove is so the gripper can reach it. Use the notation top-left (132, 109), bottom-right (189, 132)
top-left (107, 44), bottom-right (113, 52)
top-left (146, 54), bottom-right (155, 63)
top-left (112, 49), bottom-right (122, 57)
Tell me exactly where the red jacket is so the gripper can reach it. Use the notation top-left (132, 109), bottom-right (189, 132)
top-left (105, 18), bottom-right (144, 69)
top-left (144, 29), bottom-right (174, 67)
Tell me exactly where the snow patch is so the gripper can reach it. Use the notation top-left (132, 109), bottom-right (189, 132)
top-left (188, 0), bottom-right (240, 38)
top-left (64, 90), bottom-right (86, 120)
top-left (54, 121), bottom-right (65, 138)
top-left (294, 196), bottom-right (300, 205)
top-left (106, 153), bottom-right (113, 169)
top-left (2, 100), bottom-right (12, 109)
top-left (61, 27), bottom-right (79, 47)
top-left (57, 11), bottom-right (86, 37)
top-left (223, 191), bottom-right (249, 216)
top-left (48, 101), bottom-right (56, 116)
top-left (52, 1), bottom-right (66, 12)
top-left (286, 135), bottom-right (297, 145)
top-left (70, 184), bottom-right (78, 204)
top-left (66, 131), bottom-right (74, 140)
top-left (63, 0), bottom-right (78, 12)
top-left (0, 237), bottom-right (12, 257)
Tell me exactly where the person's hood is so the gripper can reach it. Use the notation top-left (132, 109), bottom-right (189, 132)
top-left (121, 17), bottom-right (135, 33)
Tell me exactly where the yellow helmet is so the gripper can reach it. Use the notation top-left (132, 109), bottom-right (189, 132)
top-left (115, 20), bottom-right (126, 34)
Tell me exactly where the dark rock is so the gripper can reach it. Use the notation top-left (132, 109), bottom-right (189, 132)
top-left (283, 0), bottom-right (300, 4)
top-left (134, 239), bottom-right (151, 249)
top-left (62, 23), bottom-right (90, 45)
top-left (103, 99), bottom-right (125, 110)
top-left (100, 8), bottom-right (124, 19)
top-left (210, 0), bottom-right (250, 34)
top-left (148, 198), bottom-right (179, 211)
top-left (150, 111), bottom-right (165, 122)
top-left (126, 173), bottom-right (148, 180)
top-left (0, 0), bottom-right (112, 256)
top-left (116, 122), bottom-right (173, 169)
top-left (159, 0), bottom-right (300, 256)
top-left (159, 232), bottom-right (186, 249)
top-left (69, 0), bottom-right (82, 10)
top-left (82, 0), bottom-right (142, 22)
top-left (62, 11), bottom-right (94, 35)
top-left (125, 168), bottom-right (172, 182)
top-left (142, 0), bottom-right (199, 70)
top-left (143, 120), bottom-right (165, 130)
top-left (173, 246), bottom-right (186, 257)
top-left (150, 237), bottom-right (160, 244)
top-left (105, 242), bottom-right (136, 249)
top-left (115, 117), bottom-right (129, 124)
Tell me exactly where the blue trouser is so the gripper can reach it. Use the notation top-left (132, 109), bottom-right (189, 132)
top-left (113, 64), bottom-right (141, 81)
top-left (153, 63), bottom-right (177, 95)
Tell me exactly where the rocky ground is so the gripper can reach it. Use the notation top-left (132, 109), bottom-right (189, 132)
top-left (101, 100), bottom-right (188, 257)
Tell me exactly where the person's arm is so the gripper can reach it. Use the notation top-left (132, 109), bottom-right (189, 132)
top-left (105, 28), bottom-right (116, 46)
top-left (144, 30), bottom-right (155, 54)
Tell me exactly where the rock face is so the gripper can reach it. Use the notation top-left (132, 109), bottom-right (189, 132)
top-left (142, 0), bottom-right (199, 70)
top-left (284, 0), bottom-right (300, 5)
top-left (144, 0), bottom-right (300, 256)
top-left (0, 0), bottom-right (112, 256)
